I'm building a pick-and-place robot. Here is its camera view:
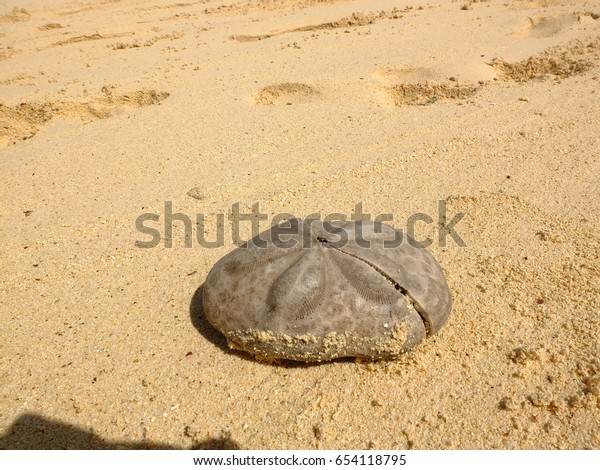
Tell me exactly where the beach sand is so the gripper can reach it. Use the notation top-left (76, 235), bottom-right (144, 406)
top-left (1, 0), bottom-right (599, 449)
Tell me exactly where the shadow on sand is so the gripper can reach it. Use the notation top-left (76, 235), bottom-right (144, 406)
top-left (189, 283), bottom-right (257, 363)
top-left (0, 413), bottom-right (242, 450)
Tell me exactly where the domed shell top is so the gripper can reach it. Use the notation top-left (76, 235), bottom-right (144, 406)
top-left (202, 219), bottom-right (452, 362)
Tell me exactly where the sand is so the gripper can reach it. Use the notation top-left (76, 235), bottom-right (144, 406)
top-left (0, 0), bottom-right (599, 450)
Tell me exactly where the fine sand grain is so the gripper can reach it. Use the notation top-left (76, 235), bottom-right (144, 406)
top-left (1, 0), bottom-right (599, 449)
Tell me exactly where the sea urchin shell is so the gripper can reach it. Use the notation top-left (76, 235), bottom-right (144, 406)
top-left (202, 219), bottom-right (452, 362)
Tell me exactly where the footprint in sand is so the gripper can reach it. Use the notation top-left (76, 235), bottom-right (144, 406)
top-left (507, 0), bottom-right (578, 11)
top-left (253, 83), bottom-right (318, 106)
top-left (489, 38), bottom-right (598, 82)
top-left (376, 37), bottom-right (599, 106)
top-left (374, 63), bottom-right (493, 106)
top-left (0, 46), bottom-right (21, 61)
top-left (0, 87), bottom-right (169, 147)
top-left (38, 23), bottom-right (64, 31)
top-left (232, 9), bottom-right (406, 43)
top-left (0, 7), bottom-right (30, 23)
top-left (513, 14), bottom-right (580, 38)
top-left (383, 82), bottom-right (480, 106)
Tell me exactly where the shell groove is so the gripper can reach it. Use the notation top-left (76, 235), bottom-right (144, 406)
top-left (266, 246), bottom-right (328, 321)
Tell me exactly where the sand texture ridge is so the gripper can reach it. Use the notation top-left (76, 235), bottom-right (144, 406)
top-left (0, 0), bottom-right (599, 450)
